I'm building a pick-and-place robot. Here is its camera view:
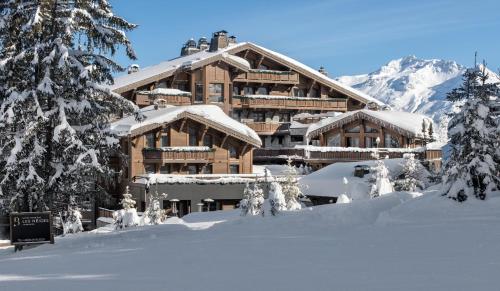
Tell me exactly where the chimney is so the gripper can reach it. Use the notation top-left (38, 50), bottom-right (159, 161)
top-left (228, 35), bottom-right (237, 44)
top-left (128, 64), bottom-right (140, 74)
top-left (209, 30), bottom-right (229, 52)
top-left (180, 38), bottom-right (200, 56)
top-left (318, 66), bottom-right (328, 76)
top-left (198, 37), bottom-right (209, 50)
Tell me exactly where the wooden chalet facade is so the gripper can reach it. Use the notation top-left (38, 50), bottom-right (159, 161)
top-left (110, 30), bottom-right (382, 151)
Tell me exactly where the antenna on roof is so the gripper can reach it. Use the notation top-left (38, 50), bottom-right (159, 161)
top-left (474, 51), bottom-right (477, 68)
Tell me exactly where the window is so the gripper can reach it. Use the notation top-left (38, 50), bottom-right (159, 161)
top-left (201, 164), bottom-right (212, 174)
top-left (346, 137), bottom-right (359, 147)
top-left (229, 146), bottom-right (238, 159)
top-left (365, 125), bottom-right (378, 133)
top-left (233, 86), bottom-right (239, 96)
top-left (365, 137), bottom-right (379, 148)
top-left (187, 165), bottom-right (197, 174)
top-left (160, 164), bottom-right (171, 174)
top-left (232, 111), bottom-right (241, 121)
top-left (253, 112), bottom-right (265, 122)
top-left (156, 81), bottom-right (167, 89)
top-left (195, 84), bottom-right (203, 102)
top-left (291, 135), bottom-right (304, 143)
top-left (278, 112), bottom-right (290, 122)
top-left (177, 83), bottom-right (187, 91)
top-left (327, 134), bottom-right (341, 146)
top-left (308, 88), bottom-right (318, 97)
top-left (385, 133), bottom-right (400, 148)
top-left (346, 126), bottom-right (360, 133)
top-left (243, 86), bottom-right (254, 95)
top-left (203, 134), bottom-right (213, 147)
top-left (145, 133), bottom-right (156, 148)
top-left (229, 164), bottom-right (239, 174)
top-left (256, 86), bottom-right (267, 95)
top-left (293, 88), bottom-right (305, 97)
top-left (161, 134), bottom-right (169, 147)
top-left (278, 136), bottom-right (283, 145)
top-left (144, 164), bottom-right (156, 174)
top-left (189, 126), bottom-right (198, 146)
top-left (209, 83), bottom-right (223, 103)
top-left (258, 64), bottom-right (268, 70)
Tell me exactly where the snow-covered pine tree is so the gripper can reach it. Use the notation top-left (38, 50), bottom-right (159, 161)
top-left (442, 64), bottom-right (500, 201)
top-left (240, 182), bottom-right (264, 216)
top-left (142, 191), bottom-right (167, 225)
top-left (267, 181), bottom-right (286, 216)
top-left (62, 195), bottom-right (83, 234)
top-left (282, 158), bottom-right (302, 210)
top-left (0, 1), bottom-right (138, 213)
top-left (114, 186), bottom-right (139, 229)
top-left (370, 156), bottom-right (394, 198)
top-left (397, 153), bottom-right (424, 192)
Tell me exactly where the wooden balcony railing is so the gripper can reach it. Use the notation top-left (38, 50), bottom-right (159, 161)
top-left (234, 70), bottom-right (299, 84)
top-left (143, 148), bottom-right (215, 163)
top-left (135, 93), bottom-right (192, 107)
top-left (232, 96), bottom-right (347, 111)
top-left (243, 122), bottom-right (290, 135)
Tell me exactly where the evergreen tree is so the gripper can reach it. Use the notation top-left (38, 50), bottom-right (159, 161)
top-left (62, 195), bottom-right (83, 234)
top-left (142, 190), bottom-right (167, 225)
top-left (397, 153), bottom-right (424, 192)
top-left (267, 181), bottom-right (286, 216)
top-left (442, 65), bottom-right (500, 201)
top-left (0, 1), bottom-right (138, 213)
top-left (282, 158), bottom-right (302, 210)
top-left (370, 156), bottom-right (393, 198)
top-left (240, 182), bottom-right (264, 216)
top-left (114, 186), bottom-right (139, 229)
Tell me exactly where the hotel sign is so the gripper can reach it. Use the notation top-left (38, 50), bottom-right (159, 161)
top-left (10, 212), bottom-right (54, 245)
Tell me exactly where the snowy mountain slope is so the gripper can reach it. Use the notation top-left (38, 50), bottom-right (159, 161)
top-left (337, 56), bottom-right (500, 141)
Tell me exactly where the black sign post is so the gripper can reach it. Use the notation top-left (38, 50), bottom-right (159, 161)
top-left (10, 212), bottom-right (54, 251)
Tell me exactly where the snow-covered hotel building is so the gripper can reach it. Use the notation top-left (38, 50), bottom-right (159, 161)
top-left (109, 30), bottom-right (442, 214)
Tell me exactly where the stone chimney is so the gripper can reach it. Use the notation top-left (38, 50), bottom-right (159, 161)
top-left (198, 37), bottom-right (209, 50)
top-left (180, 38), bottom-right (200, 56)
top-left (318, 66), bottom-right (328, 76)
top-left (209, 30), bottom-right (229, 52)
top-left (228, 35), bottom-right (237, 44)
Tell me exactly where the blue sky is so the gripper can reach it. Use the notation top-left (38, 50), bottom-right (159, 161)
top-left (110, 0), bottom-right (500, 76)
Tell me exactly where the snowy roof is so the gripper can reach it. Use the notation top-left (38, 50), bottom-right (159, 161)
top-left (111, 43), bottom-right (249, 93)
top-left (306, 109), bottom-right (434, 139)
top-left (110, 105), bottom-right (261, 147)
top-left (138, 88), bottom-right (191, 96)
top-left (111, 42), bottom-right (383, 106)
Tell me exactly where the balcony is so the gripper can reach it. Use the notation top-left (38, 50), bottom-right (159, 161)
top-left (135, 90), bottom-right (192, 107)
top-left (143, 147), bottom-right (215, 163)
top-left (242, 122), bottom-right (290, 135)
top-left (234, 70), bottom-right (299, 84)
top-left (232, 95), bottom-right (347, 111)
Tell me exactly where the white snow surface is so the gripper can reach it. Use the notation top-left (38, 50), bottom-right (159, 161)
top-left (300, 159), bottom-right (406, 199)
top-left (138, 88), bottom-right (191, 96)
top-left (110, 104), bottom-right (261, 145)
top-left (1, 190), bottom-right (500, 290)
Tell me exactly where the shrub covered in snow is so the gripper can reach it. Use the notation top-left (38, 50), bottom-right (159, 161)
top-left (282, 158), bottom-right (303, 210)
top-left (370, 156), bottom-right (394, 198)
top-left (114, 186), bottom-right (140, 229)
top-left (336, 194), bottom-right (352, 204)
top-left (63, 198), bottom-right (84, 235)
top-left (267, 182), bottom-right (287, 216)
top-left (394, 153), bottom-right (426, 192)
top-left (240, 182), bottom-right (265, 216)
top-left (142, 191), bottom-right (167, 225)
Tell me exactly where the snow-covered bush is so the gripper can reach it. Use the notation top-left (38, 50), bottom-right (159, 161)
top-left (336, 194), bottom-right (351, 204)
top-left (370, 157), bottom-right (394, 198)
top-left (142, 191), bottom-right (167, 225)
top-left (240, 182), bottom-right (265, 216)
top-left (282, 159), bottom-right (303, 210)
top-left (394, 153), bottom-right (426, 192)
top-left (62, 196), bottom-right (83, 235)
top-left (442, 66), bottom-right (500, 201)
top-left (114, 186), bottom-right (140, 229)
top-left (267, 182), bottom-right (286, 216)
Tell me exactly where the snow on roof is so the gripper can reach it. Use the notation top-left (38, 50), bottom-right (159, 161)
top-left (111, 42), bottom-right (248, 93)
top-left (139, 88), bottom-right (192, 96)
top-left (247, 43), bottom-right (385, 106)
top-left (110, 104), bottom-right (261, 146)
top-left (306, 109), bottom-right (434, 138)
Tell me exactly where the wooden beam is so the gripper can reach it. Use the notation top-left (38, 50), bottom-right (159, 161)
top-left (221, 134), bottom-right (229, 147)
top-left (256, 55), bottom-right (265, 68)
top-left (199, 125), bottom-right (208, 142)
top-left (179, 118), bottom-right (187, 132)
